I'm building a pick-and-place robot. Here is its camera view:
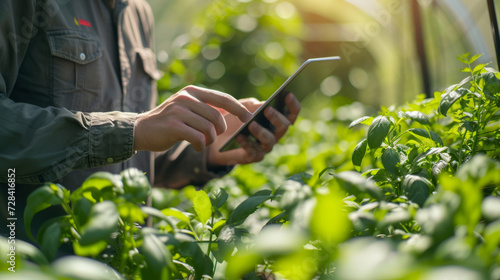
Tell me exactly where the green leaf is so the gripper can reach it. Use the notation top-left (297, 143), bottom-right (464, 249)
top-left (398, 111), bottom-right (431, 126)
top-left (79, 201), bottom-right (119, 246)
top-left (367, 116), bottom-right (391, 149)
top-left (429, 131), bottom-right (443, 146)
top-left (457, 52), bottom-right (470, 64)
top-left (225, 251), bottom-right (261, 280)
top-left (415, 193), bottom-right (457, 241)
top-left (402, 175), bottom-right (432, 207)
top-left (275, 173), bottom-right (313, 211)
top-left (52, 256), bottom-right (124, 280)
top-left (36, 216), bottom-right (69, 245)
top-left (352, 139), bottom-right (368, 167)
top-left (178, 242), bottom-right (213, 280)
top-left (481, 220), bottom-right (500, 258)
top-left (121, 168), bottom-right (151, 204)
top-left (348, 211), bottom-right (377, 233)
top-left (191, 190), bottom-right (212, 225)
top-left (432, 160), bottom-right (449, 177)
top-left (457, 76), bottom-right (473, 88)
top-left (213, 219), bottom-right (227, 236)
top-left (254, 226), bottom-right (306, 256)
top-left (208, 187), bottom-right (229, 209)
top-left (463, 121), bottom-right (478, 132)
top-left (473, 63), bottom-right (488, 74)
top-left (161, 208), bottom-right (192, 224)
top-left (263, 211), bottom-right (288, 228)
top-left (381, 147), bottom-right (400, 175)
top-left (73, 242), bottom-right (108, 259)
top-left (348, 116), bottom-right (372, 129)
top-left (408, 128), bottom-right (443, 145)
top-left (469, 53), bottom-right (482, 64)
top-left (40, 222), bottom-right (62, 261)
top-left (456, 154), bottom-right (500, 188)
top-left (439, 88), bottom-right (471, 116)
top-left (118, 201), bottom-right (146, 224)
top-left (413, 147), bottom-right (448, 164)
top-left (6, 237), bottom-right (49, 266)
top-left (73, 198), bottom-right (93, 227)
top-left (140, 232), bottom-right (174, 280)
top-left (482, 72), bottom-right (500, 98)
top-left (139, 206), bottom-right (177, 229)
top-left (72, 172), bottom-right (123, 203)
top-left (24, 183), bottom-right (64, 241)
top-left (226, 190), bottom-right (273, 226)
top-left (151, 188), bottom-right (177, 210)
top-left (335, 238), bottom-right (415, 280)
top-left (482, 196), bottom-right (500, 221)
top-left (460, 67), bottom-right (471, 73)
top-left (217, 225), bottom-right (249, 261)
top-left (379, 208), bottom-right (411, 228)
top-left (334, 171), bottom-right (382, 200)
top-left (310, 191), bottom-right (350, 244)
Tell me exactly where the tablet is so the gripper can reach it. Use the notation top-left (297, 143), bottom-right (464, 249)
top-left (219, 56), bottom-right (341, 152)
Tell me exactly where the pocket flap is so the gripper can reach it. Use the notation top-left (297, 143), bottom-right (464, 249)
top-left (46, 30), bottom-right (102, 65)
top-left (136, 48), bottom-right (163, 80)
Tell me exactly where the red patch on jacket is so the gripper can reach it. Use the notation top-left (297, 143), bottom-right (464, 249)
top-left (78, 18), bottom-right (91, 27)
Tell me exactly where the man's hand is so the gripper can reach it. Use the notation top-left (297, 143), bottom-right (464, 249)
top-left (207, 93), bottom-right (301, 167)
top-left (133, 85), bottom-right (252, 152)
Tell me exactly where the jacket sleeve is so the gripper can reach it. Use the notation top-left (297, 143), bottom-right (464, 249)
top-left (0, 1), bottom-right (137, 184)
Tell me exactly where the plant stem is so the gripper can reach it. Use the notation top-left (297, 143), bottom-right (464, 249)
top-left (188, 223), bottom-right (200, 241)
top-left (118, 218), bottom-right (129, 274)
top-left (471, 99), bottom-right (488, 156)
top-left (207, 211), bottom-right (215, 274)
top-left (400, 223), bottom-right (410, 233)
top-left (61, 200), bottom-right (81, 233)
top-left (457, 126), bottom-right (468, 167)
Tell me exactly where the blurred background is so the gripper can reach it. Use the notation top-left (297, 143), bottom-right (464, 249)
top-left (148, 0), bottom-right (497, 123)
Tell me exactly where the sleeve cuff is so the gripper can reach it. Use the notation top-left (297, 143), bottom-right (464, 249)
top-left (88, 111), bottom-right (137, 167)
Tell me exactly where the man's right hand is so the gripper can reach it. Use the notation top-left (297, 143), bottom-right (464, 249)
top-left (133, 85), bottom-right (252, 152)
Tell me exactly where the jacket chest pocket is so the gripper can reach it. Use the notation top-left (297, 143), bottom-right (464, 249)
top-left (46, 30), bottom-right (103, 111)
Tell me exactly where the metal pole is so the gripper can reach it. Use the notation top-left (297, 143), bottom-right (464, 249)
top-left (411, 0), bottom-right (432, 98)
top-left (487, 0), bottom-right (500, 68)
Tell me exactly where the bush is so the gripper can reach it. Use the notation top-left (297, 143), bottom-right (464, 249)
top-left (1, 54), bottom-right (499, 279)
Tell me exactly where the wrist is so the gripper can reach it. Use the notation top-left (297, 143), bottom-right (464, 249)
top-left (133, 113), bottom-right (146, 151)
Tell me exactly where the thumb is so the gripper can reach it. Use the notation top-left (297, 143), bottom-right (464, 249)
top-left (239, 98), bottom-right (264, 113)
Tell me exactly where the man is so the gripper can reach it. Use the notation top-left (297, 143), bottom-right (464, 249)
top-left (0, 0), bottom-right (300, 240)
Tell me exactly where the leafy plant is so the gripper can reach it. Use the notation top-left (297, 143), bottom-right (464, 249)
top-left (3, 55), bottom-right (500, 279)
top-left (349, 53), bottom-right (500, 207)
top-left (21, 169), bottom-right (155, 278)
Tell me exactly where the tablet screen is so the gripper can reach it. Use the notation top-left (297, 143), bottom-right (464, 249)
top-left (219, 56), bottom-right (341, 152)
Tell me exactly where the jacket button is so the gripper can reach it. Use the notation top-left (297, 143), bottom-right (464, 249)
top-left (106, 157), bottom-right (114, 164)
top-left (80, 52), bottom-right (86, 60)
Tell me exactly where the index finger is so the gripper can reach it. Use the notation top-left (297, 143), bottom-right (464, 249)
top-left (184, 86), bottom-right (252, 122)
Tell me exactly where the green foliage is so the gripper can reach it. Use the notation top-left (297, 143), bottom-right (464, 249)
top-left (5, 45), bottom-right (500, 280)
top-left (349, 54), bottom-right (500, 210)
top-left (226, 189), bottom-right (272, 226)
top-left (157, 0), bottom-right (303, 102)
